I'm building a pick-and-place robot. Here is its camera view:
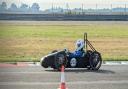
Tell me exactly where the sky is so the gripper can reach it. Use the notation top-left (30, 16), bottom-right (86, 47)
top-left (0, 0), bottom-right (128, 10)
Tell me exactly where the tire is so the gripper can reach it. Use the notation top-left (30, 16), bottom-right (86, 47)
top-left (89, 51), bottom-right (102, 70)
top-left (40, 57), bottom-right (48, 68)
top-left (86, 50), bottom-right (93, 70)
top-left (51, 50), bottom-right (58, 69)
top-left (54, 53), bottom-right (67, 71)
top-left (86, 50), bottom-right (93, 59)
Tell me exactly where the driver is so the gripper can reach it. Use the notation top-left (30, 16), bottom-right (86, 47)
top-left (69, 39), bottom-right (85, 58)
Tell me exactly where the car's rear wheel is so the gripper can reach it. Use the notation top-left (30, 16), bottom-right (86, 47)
top-left (86, 50), bottom-right (93, 70)
top-left (54, 53), bottom-right (67, 71)
top-left (89, 51), bottom-right (102, 70)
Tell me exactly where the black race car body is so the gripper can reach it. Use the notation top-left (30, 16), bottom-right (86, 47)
top-left (40, 33), bottom-right (102, 70)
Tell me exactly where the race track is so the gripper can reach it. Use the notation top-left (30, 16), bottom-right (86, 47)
top-left (0, 65), bottom-right (128, 89)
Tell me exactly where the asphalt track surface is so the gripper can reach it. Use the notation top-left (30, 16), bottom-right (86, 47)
top-left (0, 65), bottom-right (128, 89)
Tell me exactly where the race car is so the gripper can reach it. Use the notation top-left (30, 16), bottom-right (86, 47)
top-left (40, 33), bottom-right (102, 70)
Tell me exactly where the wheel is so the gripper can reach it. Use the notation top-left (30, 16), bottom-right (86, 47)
top-left (40, 57), bottom-right (48, 68)
top-left (54, 53), bottom-right (67, 71)
top-left (86, 50), bottom-right (93, 70)
top-left (89, 51), bottom-right (102, 70)
top-left (86, 50), bottom-right (93, 59)
top-left (51, 50), bottom-right (58, 69)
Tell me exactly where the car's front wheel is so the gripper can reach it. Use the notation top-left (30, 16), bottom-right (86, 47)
top-left (40, 57), bottom-right (48, 68)
top-left (54, 53), bottom-right (67, 71)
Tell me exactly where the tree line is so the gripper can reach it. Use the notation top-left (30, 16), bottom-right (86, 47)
top-left (0, 2), bottom-right (40, 12)
top-left (0, 2), bottom-right (128, 15)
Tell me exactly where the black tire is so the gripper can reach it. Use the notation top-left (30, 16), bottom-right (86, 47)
top-left (54, 53), bottom-right (67, 71)
top-left (86, 50), bottom-right (93, 70)
top-left (40, 57), bottom-right (48, 68)
top-left (51, 50), bottom-right (58, 69)
top-left (86, 50), bottom-right (93, 59)
top-left (89, 51), bottom-right (102, 70)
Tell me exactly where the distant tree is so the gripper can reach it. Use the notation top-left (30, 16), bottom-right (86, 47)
top-left (20, 3), bottom-right (28, 12)
top-left (0, 2), bottom-right (7, 11)
top-left (9, 3), bottom-right (18, 11)
top-left (31, 3), bottom-right (40, 12)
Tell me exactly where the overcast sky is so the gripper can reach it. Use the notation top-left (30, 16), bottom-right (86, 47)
top-left (0, 0), bottom-right (128, 10)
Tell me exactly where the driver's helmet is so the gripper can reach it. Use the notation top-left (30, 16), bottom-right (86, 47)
top-left (75, 39), bottom-right (84, 51)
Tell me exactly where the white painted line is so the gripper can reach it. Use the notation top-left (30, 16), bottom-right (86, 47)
top-left (102, 64), bottom-right (125, 65)
top-left (32, 61), bottom-right (128, 66)
top-left (28, 64), bottom-right (36, 66)
top-left (1, 61), bottom-right (128, 67)
top-left (0, 80), bottom-right (128, 85)
top-left (0, 82), bottom-right (58, 85)
top-left (35, 62), bottom-right (41, 66)
top-left (103, 61), bottom-right (128, 65)
top-left (121, 61), bottom-right (128, 65)
top-left (104, 62), bottom-right (120, 64)
top-left (0, 71), bottom-right (59, 74)
top-left (69, 80), bottom-right (128, 84)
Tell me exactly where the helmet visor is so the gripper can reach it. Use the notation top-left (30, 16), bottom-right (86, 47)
top-left (77, 43), bottom-right (81, 47)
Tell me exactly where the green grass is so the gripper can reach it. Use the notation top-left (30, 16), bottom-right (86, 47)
top-left (0, 21), bottom-right (128, 62)
top-left (0, 25), bottom-right (128, 38)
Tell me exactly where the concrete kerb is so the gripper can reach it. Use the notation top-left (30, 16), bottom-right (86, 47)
top-left (103, 61), bottom-right (128, 65)
top-left (29, 61), bottom-right (128, 66)
top-left (1, 61), bottom-right (128, 67)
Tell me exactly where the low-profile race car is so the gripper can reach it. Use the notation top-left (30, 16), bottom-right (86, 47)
top-left (40, 33), bottom-right (102, 70)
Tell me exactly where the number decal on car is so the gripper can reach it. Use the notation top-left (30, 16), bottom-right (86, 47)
top-left (70, 58), bottom-right (77, 67)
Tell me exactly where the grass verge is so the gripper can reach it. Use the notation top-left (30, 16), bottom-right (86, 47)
top-left (0, 21), bottom-right (128, 62)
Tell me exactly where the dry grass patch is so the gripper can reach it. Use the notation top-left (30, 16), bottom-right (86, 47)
top-left (0, 21), bottom-right (128, 62)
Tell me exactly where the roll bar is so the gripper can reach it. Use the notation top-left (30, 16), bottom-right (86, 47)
top-left (84, 33), bottom-right (96, 52)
